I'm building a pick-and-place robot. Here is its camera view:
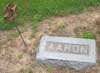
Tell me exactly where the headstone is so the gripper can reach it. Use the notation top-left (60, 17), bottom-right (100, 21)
top-left (36, 36), bottom-right (97, 70)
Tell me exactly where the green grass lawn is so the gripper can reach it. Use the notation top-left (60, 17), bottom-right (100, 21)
top-left (0, 0), bottom-right (100, 30)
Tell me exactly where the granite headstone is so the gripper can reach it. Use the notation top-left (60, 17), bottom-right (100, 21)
top-left (36, 36), bottom-right (97, 70)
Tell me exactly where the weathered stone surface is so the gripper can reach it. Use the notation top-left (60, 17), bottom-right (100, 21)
top-left (36, 36), bottom-right (97, 70)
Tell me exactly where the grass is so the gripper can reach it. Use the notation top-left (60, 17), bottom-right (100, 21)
top-left (98, 61), bottom-right (100, 64)
top-left (0, 16), bottom-right (16, 30)
top-left (23, 68), bottom-right (33, 73)
top-left (16, 53), bottom-right (23, 60)
top-left (82, 32), bottom-right (95, 39)
top-left (0, 0), bottom-right (100, 30)
top-left (9, 32), bottom-right (19, 38)
top-left (47, 65), bottom-right (54, 72)
top-left (58, 23), bottom-right (66, 30)
top-left (98, 47), bottom-right (100, 52)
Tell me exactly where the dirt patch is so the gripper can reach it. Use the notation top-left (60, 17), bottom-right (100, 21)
top-left (0, 9), bottom-right (100, 73)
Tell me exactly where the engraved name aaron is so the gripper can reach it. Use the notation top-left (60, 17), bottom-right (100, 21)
top-left (46, 41), bottom-right (89, 55)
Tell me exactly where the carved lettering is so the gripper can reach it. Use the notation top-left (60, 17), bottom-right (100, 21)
top-left (46, 41), bottom-right (89, 55)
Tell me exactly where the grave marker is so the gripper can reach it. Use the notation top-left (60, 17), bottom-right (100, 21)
top-left (36, 36), bottom-right (97, 70)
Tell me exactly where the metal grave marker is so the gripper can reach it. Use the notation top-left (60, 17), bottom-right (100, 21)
top-left (36, 36), bottom-right (97, 70)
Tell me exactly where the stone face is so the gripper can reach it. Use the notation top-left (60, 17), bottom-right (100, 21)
top-left (36, 36), bottom-right (97, 70)
top-left (45, 41), bottom-right (89, 55)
